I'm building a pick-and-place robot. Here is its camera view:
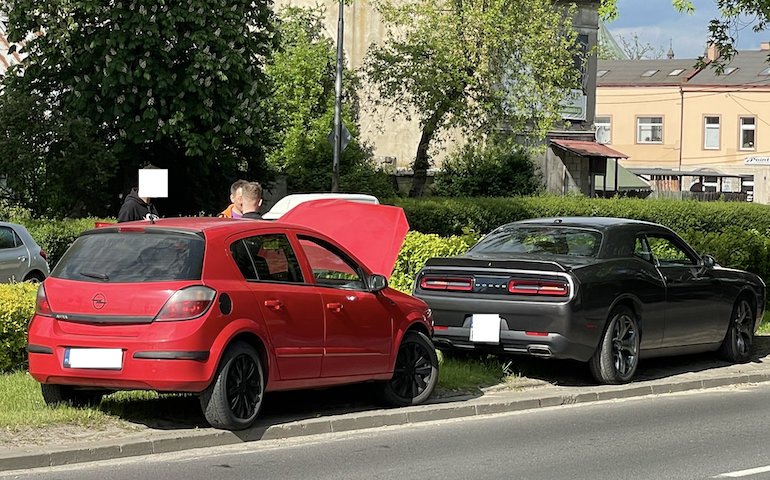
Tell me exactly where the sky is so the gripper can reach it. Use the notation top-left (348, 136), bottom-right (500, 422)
top-left (606, 0), bottom-right (769, 59)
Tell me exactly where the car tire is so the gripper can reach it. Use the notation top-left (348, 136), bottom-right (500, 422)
top-left (589, 306), bottom-right (640, 385)
top-left (23, 271), bottom-right (45, 283)
top-left (718, 297), bottom-right (754, 363)
top-left (41, 384), bottom-right (104, 407)
top-left (381, 331), bottom-right (439, 407)
top-left (200, 341), bottom-right (264, 431)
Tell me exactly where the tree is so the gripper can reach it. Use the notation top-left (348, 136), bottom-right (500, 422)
top-left (617, 33), bottom-right (666, 60)
top-left (365, 0), bottom-right (580, 197)
top-left (1, 0), bottom-right (277, 216)
top-left (600, 0), bottom-right (769, 69)
top-left (265, 6), bottom-right (394, 198)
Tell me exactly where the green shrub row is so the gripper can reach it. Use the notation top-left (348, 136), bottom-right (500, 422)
top-left (389, 196), bottom-right (770, 237)
top-left (0, 283), bottom-right (37, 373)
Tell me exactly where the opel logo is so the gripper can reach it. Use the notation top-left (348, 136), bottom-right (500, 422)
top-left (92, 293), bottom-right (107, 310)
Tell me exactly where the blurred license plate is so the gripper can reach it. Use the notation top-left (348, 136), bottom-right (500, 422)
top-left (64, 348), bottom-right (123, 370)
top-left (470, 314), bottom-right (501, 344)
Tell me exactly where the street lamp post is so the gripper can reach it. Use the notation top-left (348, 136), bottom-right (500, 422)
top-left (332, 0), bottom-right (344, 192)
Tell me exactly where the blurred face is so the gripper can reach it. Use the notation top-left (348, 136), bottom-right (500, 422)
top-left (231, 187), bottom-right (244, 211)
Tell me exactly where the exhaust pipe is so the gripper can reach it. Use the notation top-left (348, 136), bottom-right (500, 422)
top-left (527, 345), bottom-right (552, 357)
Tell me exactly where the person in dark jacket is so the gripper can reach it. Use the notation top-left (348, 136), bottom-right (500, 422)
top-left (240, 182), bottom-right (263, 220)
top-left (118, 188), bottom-right (159, 222)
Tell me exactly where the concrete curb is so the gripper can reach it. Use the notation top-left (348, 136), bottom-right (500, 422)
top-left (3, 370), bottom-right (770, 472)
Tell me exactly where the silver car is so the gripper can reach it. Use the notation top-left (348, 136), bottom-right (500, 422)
top-left (0, 222), bottom-right (49, 282)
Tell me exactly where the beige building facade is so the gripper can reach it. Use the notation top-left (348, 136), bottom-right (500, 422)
top-left (597, 46), bottom-right (770, 203)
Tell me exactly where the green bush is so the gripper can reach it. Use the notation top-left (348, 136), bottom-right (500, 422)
top-left (390, 231), bottom-right (478, 293)
top-left (389, 196), bottom-right (770, 237)
top-left (432, 139), bottom-right (543, 197)
top-left (0, 283), bottom-right (37, 373)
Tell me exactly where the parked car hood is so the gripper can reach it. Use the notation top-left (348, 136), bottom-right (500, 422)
top-left (278, 199), bottom-right (409, 278)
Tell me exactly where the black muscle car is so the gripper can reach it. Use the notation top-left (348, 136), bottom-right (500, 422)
top-left (413, 217), bottom-right (766, 384)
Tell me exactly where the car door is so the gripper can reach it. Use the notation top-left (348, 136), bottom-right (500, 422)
top-left (297, 235), bottom-right (393, 378)
top-left (646, 232), bottom-right (726, 347)
top-left (229, 233), bottom-right (326, 380)
top-left (0, 226), bottom-right (26, 282)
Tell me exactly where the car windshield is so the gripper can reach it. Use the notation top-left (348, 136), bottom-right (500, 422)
top-left (52, 232), bottom-right (205, 282)
top-left (471, 226), bottom-right (602, 257)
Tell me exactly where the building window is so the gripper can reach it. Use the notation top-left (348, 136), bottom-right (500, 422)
top-left (703, 116), bottom-right (720, 150)
top-left (740, 116), bottom-right (756, 150)
top-left (668, 68), bottom-right (685, 76)
top-left (641, 69), bottom-right (659, 77)
top-left (595, 116), bottom-right (612, 144)
top-left (637, 116), bottom-right (663, 143)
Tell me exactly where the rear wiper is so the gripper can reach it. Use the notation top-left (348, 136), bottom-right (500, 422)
top-left (79, 271), bottom-right (110, 281)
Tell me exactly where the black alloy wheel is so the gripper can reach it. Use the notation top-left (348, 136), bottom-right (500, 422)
top-left (382, 331), bottom-right (439, 406)
top-left (590, 306), bottom-right (640, 385)
top-left (719, 297), bottom-right (754, 363)
top-left (200, 342), bottom-right (264, 430)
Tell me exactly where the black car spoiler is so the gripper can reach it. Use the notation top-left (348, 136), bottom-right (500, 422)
top-left (423, 257), bottom-right (568, 272)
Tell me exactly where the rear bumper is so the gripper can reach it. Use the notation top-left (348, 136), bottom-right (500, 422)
top-left (418, 293), bottom-right (602, 362)
top-left (27, 315), bottom-right (218, 393)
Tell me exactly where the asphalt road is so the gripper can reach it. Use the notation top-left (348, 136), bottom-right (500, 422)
top-left (9, 383), bottom-right (770, 480)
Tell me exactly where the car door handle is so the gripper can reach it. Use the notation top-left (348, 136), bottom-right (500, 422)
top-left (326, 302), bottom-right (343, 313)
top-left (264, 299), bottom-right (283, 310)
top-left (17, 256), bottom-right (26, 262)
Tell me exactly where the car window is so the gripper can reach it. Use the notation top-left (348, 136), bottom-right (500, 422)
top-left (229, 234), bottom-right (303, 283)
top-left (646, 235), bottom-right (697, 266)
top-left (0, 227), bottom-right (16, 249)
top-left (298, 236), bottom-right (365, 289)
top-left (52, 232), bottom-right (204, 282)
top-left (471, 226), bottom-right (602, 257)
top-left (634, 236), bottom-right (653, 263)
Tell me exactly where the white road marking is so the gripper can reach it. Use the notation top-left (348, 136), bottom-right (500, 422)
top-left (715, 465), bottom-right (770, 477)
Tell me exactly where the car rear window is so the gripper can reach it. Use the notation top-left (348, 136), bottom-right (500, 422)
top-left (52, 232), bottom-right (205, 282)
top-left (472, 226), bottom-right (602, 257)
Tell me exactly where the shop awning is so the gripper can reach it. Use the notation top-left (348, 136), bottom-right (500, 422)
top-left (550, 139), bottom-right (628, 158)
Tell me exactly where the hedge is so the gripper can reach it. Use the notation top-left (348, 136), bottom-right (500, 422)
top-left (389, 196), bottom-right (770, 237)
top-left (0, 283), bottom-right (37, 373)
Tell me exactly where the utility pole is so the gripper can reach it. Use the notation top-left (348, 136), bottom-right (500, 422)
top-left (331, 0), bottom-right (344, 192)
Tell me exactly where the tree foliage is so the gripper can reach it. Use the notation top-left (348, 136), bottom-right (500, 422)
top-left (265, 6), bottom-right (394, 198)
top-left (1, 0), bottom-right (277, 216)
top-left (432, 137), bottom-right (544, 198)
top-left (365, 0), bottom-right (581, 197)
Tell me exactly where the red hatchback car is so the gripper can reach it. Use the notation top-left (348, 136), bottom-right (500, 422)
top-left (27, 214), bottom-right (438, 430)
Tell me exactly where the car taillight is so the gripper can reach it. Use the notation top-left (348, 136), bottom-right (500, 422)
top-left (155, 286), bottom-right (217, 321)
top-left (419, 276), bottom-right (473, 292)
top-left (39, 249), bottom-right (47, 261)
top-left (508, 279), bottom-right (569, 297)
top-left (35, 284), bottom-right (53, 317)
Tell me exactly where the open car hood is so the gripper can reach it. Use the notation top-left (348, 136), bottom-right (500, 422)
top-left (278, 199), bottom-right (409, 279)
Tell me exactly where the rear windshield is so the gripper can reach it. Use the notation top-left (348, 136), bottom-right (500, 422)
top-left (52, 232), bottom-right (205, 282)
top-left (471, 226), bottom-right (602, 257)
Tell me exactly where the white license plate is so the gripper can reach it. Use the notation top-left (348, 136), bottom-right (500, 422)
top-left (64, 348), bottom-right (123, 370)
top-left (469, 314), bottom-right (501, 344)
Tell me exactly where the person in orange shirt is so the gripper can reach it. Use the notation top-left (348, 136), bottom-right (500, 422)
top-left (219, 179), bottom-right (247, 218)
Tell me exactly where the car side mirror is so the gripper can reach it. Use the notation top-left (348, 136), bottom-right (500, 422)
top-left (700, 254), bottom-right (716, 270)
top-left (368, 274), bottom-right (388, 292)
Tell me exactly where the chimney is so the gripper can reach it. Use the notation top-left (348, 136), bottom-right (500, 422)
top-left (761, 41), bottom-right (770, 51)
top-left (705, 42), bottom-right (720, 61)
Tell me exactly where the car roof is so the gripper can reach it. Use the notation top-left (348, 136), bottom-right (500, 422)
top-left (511, 216), bottom-right (663, 230)
top-left (96, 217), bottom-right (321, 235)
